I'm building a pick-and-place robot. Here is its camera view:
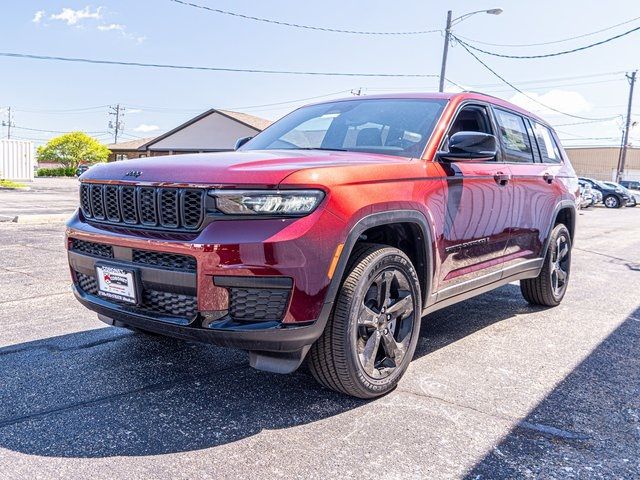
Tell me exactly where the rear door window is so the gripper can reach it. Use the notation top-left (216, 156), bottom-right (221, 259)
top-left (532, 121), bottom-right (562, 163)
top-left (493, 108), bottom-right (534, 163)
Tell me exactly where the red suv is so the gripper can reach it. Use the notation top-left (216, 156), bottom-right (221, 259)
top-left (68, 92), bottom-right (578, 398)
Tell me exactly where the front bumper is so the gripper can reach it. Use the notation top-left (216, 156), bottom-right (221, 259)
top-left (66, 208), bottom-right (346, 360)
top-left (72, 285), bottom-right (329, 354)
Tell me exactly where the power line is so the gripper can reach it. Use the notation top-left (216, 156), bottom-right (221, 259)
top-left (452, 36), bottom-right (621, 121)
top-left (13, 105), bottom-right (109, 113)
top-left (11, 125), bottom-right (108, 134)
top-left (456, 15), bottom-right (640, 47)
top-left (455, 25), bottom-right (640, 59)
top-left (0, 51), bottom-right (439, 78)
top-left (168, 0), bottom-right (440, 35)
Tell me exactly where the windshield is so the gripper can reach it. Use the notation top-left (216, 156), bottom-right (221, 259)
top-left (242, 98), bottom-right (448, 159)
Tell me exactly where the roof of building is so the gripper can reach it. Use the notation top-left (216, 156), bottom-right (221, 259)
top-left (140, 109), bottom-right (272, 150)
top-left (107, 137), bottom-right (156, 151)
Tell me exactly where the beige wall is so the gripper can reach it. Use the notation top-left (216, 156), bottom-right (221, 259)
top-left (565, 147), bottom-right (640, 181)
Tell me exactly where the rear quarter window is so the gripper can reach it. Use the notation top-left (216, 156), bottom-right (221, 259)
top-left (532, 121), bottom-right (563, 164)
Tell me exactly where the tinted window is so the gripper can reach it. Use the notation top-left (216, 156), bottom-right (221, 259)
top-left (532, 121), bottom-right (562, 163)
top-left (494, 108), bottom-right (534, 163)
top-left (242, 99), bottom-right (447, 159)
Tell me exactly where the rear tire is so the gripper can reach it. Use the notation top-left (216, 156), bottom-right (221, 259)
top-left (309, 244), bottom-right (422, 398)
top-left (604, 195), bottom-right (620, 208)
top-left (520, 224), bottom-right (572, 307)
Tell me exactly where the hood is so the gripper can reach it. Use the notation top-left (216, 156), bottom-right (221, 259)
top-left (82, 149), bottom-right (411, 187)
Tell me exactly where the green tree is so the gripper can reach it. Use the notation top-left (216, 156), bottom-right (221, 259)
top-left (36, 132), bottom-right (110, 169)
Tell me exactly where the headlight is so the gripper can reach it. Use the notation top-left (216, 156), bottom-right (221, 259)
top-left (209, 189), bottom-right (325, 216)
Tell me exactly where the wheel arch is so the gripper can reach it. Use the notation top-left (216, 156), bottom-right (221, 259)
top-left (542, 200), bottom-right (577, 259)
top-left (324, 210), bottom-right (434, 309)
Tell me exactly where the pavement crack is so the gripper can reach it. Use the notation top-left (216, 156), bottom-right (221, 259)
top-left (397, 388), bottom-right (514, 423)
top-left (0, 363), bottom-right (248, 430)
top-left (517, 421), bottom-right (590, 441)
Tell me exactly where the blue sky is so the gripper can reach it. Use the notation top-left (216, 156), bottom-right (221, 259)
top-left (1, 0), bottom-right (639, 147)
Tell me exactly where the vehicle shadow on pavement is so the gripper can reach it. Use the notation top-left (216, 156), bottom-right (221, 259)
top-left (465, 305), bottom-right (640, 478)
top-left (0, 284), bottom-right (540, 458)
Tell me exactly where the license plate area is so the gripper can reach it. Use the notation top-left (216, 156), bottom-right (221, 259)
top-left (95, 263), bottom-right (140, 305)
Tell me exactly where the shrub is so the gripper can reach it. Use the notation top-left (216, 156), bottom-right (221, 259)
top-left (36, 166), bottom-right (77, 177)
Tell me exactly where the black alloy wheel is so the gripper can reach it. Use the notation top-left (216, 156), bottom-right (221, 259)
top-left (309, 244), bottom-right (422, 398)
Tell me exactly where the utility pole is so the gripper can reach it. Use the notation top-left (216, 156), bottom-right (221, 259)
top-left (438, 11), bottom-right (453, 93)
top-left (108, 104), bottom-right (125, 143)
top-left (616, 71), bottom-right (637, 183)
top-left (2, 107), bottom-right (14, 139)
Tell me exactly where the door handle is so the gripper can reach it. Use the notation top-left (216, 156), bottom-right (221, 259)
top-left (543, 172), bottom-right (555, 184)
top-left (494, 172), bottom-right (511, 186)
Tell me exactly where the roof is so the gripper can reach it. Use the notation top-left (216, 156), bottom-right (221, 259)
top-left (141, 109), bottom-right (272, 150)
top-left (107, 137), bottom-right (155, 151)
top-left (306, 91), bottom-right (548, 125)
top-left (217, 110), bottom-right (273, 131)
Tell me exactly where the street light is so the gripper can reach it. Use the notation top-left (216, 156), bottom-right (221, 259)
top-left (438, 8), bottom-right (503, 92)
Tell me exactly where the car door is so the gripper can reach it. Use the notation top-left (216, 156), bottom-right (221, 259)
top-left (434, 103), bottom-right (513, 293)
top-left (498, 110), bottom-right (563, 267)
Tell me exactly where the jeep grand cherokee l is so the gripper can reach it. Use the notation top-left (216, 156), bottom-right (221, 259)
top-left (67, 92), bottom-right (578, 398)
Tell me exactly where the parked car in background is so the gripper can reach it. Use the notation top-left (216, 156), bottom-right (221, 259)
top-left (603, 181), bottom-right (639, 207)
top-left (67, 92), bottom-right (578, 398)
top-left (578, 177), bottom-right (629, 208)
top-left (620, 180), bottom-right (640, 203)
top-left (75, 164), bottom-right (91, 176)
top-left (578, 183), bottom-right (594, 209)
top-left (578, 180), bottom-right (596, 206)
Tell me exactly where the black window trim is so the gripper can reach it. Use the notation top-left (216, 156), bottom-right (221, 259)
top-left (437, 100), bottom-right (505, 163)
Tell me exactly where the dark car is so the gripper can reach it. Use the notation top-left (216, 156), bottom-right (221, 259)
top-left (75, 164), bottom-right (91, 176)
top-left (67, 92), bottom-right (578, 398)
top-left (603, 181), bottom-right (638, 207)
top-left (578, 177), bottom-right (629, 208)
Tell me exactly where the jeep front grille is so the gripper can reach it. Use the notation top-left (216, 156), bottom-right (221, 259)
top-left (80, 183), bottom-right (205, 230)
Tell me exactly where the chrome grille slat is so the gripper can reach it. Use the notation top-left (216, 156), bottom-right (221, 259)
top-left (80, 183), bottom-right (204, 231)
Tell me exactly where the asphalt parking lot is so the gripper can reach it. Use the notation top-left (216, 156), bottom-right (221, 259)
top-left (0, 203), bottom-right (638, 479)
top-left (0, 178), bottom-right (78, 218)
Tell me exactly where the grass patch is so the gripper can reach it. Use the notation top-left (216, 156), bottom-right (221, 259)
top-left (0, 179), bottom-right (27, 189)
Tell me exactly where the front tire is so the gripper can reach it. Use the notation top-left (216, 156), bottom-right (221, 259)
top-left (309, 244), bottom-right (422, 398)
top-left (520, 224), bottom-right (572, 307)
top-left (604, 195), bottom-right (620, 208)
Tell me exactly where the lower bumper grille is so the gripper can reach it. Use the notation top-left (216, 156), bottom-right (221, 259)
top-left (75, 271), bottom-right (198, 320)
top-left (229, 287), bottom-right (290, 321)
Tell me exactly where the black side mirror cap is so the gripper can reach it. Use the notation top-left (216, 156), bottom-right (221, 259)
top-left (235, 136), bottom-right (253, 150)
top-left (437, 131), bottom-right (498, 162)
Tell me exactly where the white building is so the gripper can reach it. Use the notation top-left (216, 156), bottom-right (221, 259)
top-left (108, 109), bottom-right (272, 161)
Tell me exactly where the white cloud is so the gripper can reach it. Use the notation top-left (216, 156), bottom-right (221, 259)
top-left (32, 10), bottom-right (45, 24)
top-left (133, 124), bottom-right (160, 133)
top-left (509, 90), bottom-right (592, 117)
top-left (127, 109), bottom-right (143, 114)
top-left (97, 23), bottom-right (124, 32)
top-left (50, 6), bottom-right (103, 26)
top-left (97, 23), bottom-right (146, 43)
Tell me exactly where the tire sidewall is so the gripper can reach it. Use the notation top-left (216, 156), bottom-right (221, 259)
top-left (341, 248), bottom-right (422, 396)
top-left (547, 224), bottom-right (572, 303)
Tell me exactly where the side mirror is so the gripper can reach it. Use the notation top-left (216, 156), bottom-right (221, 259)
top-left (437, 131), bottom-right (497, 162)
top-left (235, 136), bottom-right (253, 150)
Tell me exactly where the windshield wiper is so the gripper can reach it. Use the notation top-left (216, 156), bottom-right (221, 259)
top-left (284, 147), bottom-right (348, 152)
